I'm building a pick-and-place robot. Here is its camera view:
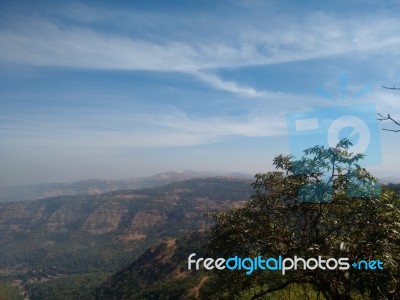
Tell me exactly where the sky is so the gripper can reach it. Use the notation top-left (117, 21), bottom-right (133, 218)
top-left (1, 0), bottom-right (400, 187)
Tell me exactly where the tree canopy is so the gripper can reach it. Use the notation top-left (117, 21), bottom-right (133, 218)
top-left (203, 139), bottom-right (400, 300)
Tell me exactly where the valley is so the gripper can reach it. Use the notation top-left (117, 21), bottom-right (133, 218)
top-left (0, 177), bottom-right (253, 299)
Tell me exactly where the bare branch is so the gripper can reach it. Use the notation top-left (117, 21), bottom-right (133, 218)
top-left (378, 114), bottom-right (400, 126)
top-left (383, 128), bottom-right (400, 132)
top-left (382, 85), bottom-right (400, 90)
top-left (378, 113), bottom-right (400, 132)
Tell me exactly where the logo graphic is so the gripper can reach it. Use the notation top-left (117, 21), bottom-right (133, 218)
top-left (188, 253), bottom-right (384, 276)
top-left (286, 73), bottom-right (381, 201)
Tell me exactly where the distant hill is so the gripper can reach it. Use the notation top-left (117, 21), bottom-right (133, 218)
top-left (379, 176), bottom-right (400, 184)
top-left (0, 177), bottom-right (253, 299)
top-left (386, 183), bottom-right (400, 194)
top-left (0, 171), bottom-right (252, 203)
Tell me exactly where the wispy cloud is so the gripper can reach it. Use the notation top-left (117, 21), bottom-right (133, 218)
top-left (192, 71), bottom-right (267, 98)
top-left (2, 8), bottom-right (400, 84)
top-left (0, 109), bottom-right (287, 148)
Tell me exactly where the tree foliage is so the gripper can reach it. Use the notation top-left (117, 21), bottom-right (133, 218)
top-left (204, 139), bottom-right (400, 300)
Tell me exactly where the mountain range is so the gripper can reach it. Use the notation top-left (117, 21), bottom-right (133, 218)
top-left (0, 171), bottom-right (252, 203)
top-left (1, 173), bottom-right (399, 299)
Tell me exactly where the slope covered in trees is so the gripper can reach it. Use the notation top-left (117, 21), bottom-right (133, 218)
top-left (204, 140), bottom-right (400, 299)
top-left (0, 177), bottom-right (253, 299)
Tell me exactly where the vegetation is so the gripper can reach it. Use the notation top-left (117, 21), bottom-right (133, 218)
top-left (387, 183), bottom-right (400, 194)
top-left (2, 148), bottom-right (400, 299)
top-left (27, 273), bottom-right (110, 300)
top-left (0, 282), bottom-right (22, 300)
top-left (95, 231), bottom-right (209, 300)
top-left (0, 178), bottom-right (252, 299)
top-left (204, 139), bottom-right (400, 299)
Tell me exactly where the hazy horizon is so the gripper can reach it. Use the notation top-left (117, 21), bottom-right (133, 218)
top-left (0, 169), bottom-right (257, 188)
top-left (1, 169), bottom-right (400, 189)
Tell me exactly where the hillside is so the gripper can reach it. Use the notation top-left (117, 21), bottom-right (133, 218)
top-left (0, 177), bottom-right (253, 299)
top-left (95, 231), bottom-right (209, 300)
top-left (92, 185), bottom-right (400, 300)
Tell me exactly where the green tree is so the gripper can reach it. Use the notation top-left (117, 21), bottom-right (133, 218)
top-left (203, 139), bottom-right (400, 300)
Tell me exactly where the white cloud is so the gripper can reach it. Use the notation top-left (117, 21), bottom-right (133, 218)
top-left (0, 109), bottom-right (287, 148)
top-left (2, 10), bottom-right (400, 71)
top-left (192, 71), bottom-right (267, 98)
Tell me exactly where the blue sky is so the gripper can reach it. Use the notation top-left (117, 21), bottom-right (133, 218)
top-left (1, 0), bottom-right (400, 186)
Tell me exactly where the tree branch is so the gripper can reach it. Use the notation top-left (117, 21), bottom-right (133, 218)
top-left (382, 128), bottom-right (400, 132)
top-left (250, 281), bottom-right (292, 300)
top-left (250, 279), bottom-right (317, 300)
top-left (382, 85), bottom-right (400, 90)
top-left (378, 113), bottom-right (400, 132)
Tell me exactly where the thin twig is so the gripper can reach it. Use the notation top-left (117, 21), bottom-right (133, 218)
top-left (378, 113), bottom-right (400, 132)
top-left (382, 128), bottom-right (400, 132)
top-left (382, 85), bottom-right (400, 90)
